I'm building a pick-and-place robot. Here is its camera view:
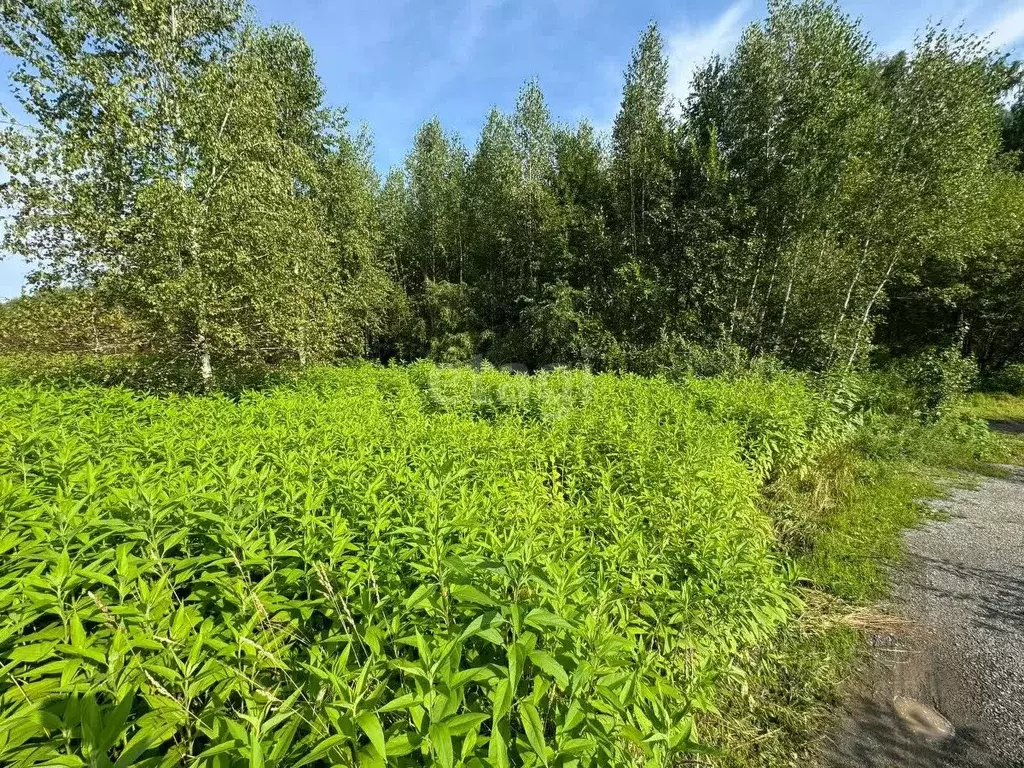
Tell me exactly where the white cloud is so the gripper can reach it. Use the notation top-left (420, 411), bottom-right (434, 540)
top-left (986, 3), bottom-right (1024, 51)
top-left (666, 0), bottom-right (751, 104)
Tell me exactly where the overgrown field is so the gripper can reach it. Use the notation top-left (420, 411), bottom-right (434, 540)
top-left (0, 364), bottom-right (991, 766)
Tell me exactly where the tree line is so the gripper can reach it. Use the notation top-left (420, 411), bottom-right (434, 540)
top-left (2, 0), bottom-right (1023, 387)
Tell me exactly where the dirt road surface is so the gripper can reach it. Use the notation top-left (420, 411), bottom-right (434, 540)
top-left (825, 466), bottom-right (1024, 768)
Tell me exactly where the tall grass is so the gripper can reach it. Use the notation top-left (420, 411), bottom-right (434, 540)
top-left (704, 378), bottom-right (1008, 767)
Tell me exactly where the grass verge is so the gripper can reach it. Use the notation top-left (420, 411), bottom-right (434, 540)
top-left (966, 392), bottom-right (1024, 464)
top-left (706, 405), bottom-right (1013, 767)
top-left (966, 392), bottom-right (1024, 422)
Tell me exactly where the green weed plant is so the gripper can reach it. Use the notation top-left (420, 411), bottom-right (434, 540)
top-left (0, 364), bottom-right (875, 766)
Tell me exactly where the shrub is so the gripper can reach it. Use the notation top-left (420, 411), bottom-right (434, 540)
top-left (0, 288), bottom-right (141, 356)
top-left (521, 282), bottom-right (613, 368)
top-left (888, 347), bottom-right (978, 421)
top-left (623, 334), bottom-right (774, 382)
top-left (987, 362), bottom-right (1024, 396)
top-left (0, 352), bottom-right (281, 395)
top-left (424, 280), bottom-right (478, 364)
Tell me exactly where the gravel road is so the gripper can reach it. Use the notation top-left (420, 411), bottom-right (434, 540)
top-left (825, 466), bottom-right (1024, 768)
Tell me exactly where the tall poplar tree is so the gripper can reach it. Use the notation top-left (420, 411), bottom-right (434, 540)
top-left (465, 108), bottom-right (521, 334)
top-left (404, 118), bottom-right (468, 289)
top-left (511, 80), bottom-right (566, 307)
top-left (610, 23), bottom-right (676, 345)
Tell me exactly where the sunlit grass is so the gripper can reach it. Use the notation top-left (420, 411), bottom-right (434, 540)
top-left (966, 392), bottom-right (1024, 421)
top-left (708, 412), bottom-right (1004, 766)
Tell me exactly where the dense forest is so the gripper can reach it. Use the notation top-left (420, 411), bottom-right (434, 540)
top-left (2, 0), bottom-right (1024, 388)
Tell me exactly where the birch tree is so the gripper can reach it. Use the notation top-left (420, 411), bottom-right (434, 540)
top-left (0, 1), bottom-right (349, 387)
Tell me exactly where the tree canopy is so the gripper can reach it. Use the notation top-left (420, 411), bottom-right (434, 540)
top-left (2, 0), bottom-right (1023, 382)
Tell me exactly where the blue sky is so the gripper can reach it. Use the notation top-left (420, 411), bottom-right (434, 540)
top-left (2, 0), bottom-right (1023, 297)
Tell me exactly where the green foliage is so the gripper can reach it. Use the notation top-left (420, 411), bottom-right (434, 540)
top-left (624, 337), bottom-right (757, 381)
top-left (853, 402), bottom-right (1000, 470)
top-left (3, 2), bottom-right (1023, 763)
top-left (966, 392), bottom-right (1024, 424)
top-left (358, 1), bottom-right (1022, 375)
top-left (0, 290), bottom-right (140, 356)
top-left (988, 363), bottom-right (1024, 396)
top-left (521, 283), bottom-right (613, 368)
top-left (705, 380), bottom-right (1005, 767)
top-left (4, 0), bottom-right (1024, 376)
top-left (423, 281), bottom-right (477, 365)
top-left (0, 358), bottom-right (1008, 767)
top-left (0, 363), bottom-right (863, 766)
top-left (397, 120), bottom-right (468, 292)
top-left (791, 455), bottom-right (937, 602)
top-left (1005, 88), bottom-right (1024, 170)
top-left (611, 22), bottom-right (675, 295)
top-left (0, 352), bottom-right (284, 396)
top-left (890, 347), bottom-right (979, 420)
top-left (708, 616), bottom-right (860, 768)
top-left (0, 2), bottom-right (393, 383)
top-left (706, 449), bottom-right (939, 766)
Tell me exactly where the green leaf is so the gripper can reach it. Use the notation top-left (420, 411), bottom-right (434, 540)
top-left (357, 746), bottom-right (386, 768)
top-left (69, 614), bottom-right (87, 649)
top-left (562, 701), bottom-right (586, 733)
top-left (429, 722), bottom-right (454, 768)
top-left (403, 583), bottom-right (434, 611)
top-left (114, 724), bottom-right (174, 767)
top-left (507, 642), bottom-right (525, 693)
top-left (519, 702), bottom-right (548, 765)
top-left (194, 742), bottom-right (238, 761)
top-left (8, 643), bottom-right (56, 663)
top-left (528, 651), bottom-right (569, 688)
top-left (442, 712), bottom-right (489, 737)
top-left (99, 690), bottom-right (136, 751)
top-left (491, 677), bottom-right (513, 723)
top-left (457, 610), bottom-right (505, 642)
top-left (249, 735), bottom-right (264, 768)
top-left (384, 732), bottom-right (419, 757)
top-left (524, 609), bottom-right (572, 632)
top-left (488, 727), bottom-right (509, 768)
top-left (558, 737), bottom-right (596, 756)
top-left (292, 735), bottom-right (349, 768)
top-left (449, 583), bottom-right (497, 607)
top-left (357, 712), bottom-right (387, 760)
top-left (377, 692), bottom-right (420, 714)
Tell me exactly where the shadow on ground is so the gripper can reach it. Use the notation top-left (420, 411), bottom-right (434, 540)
top-left (824, 689), bottom-right (991, 768)
top-left (988, 420), bottom-right (1024, 434)
top-left (907, 554), bottom-right (1024, 636)
top-left (823, 618), bottom-right (1024, 768)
